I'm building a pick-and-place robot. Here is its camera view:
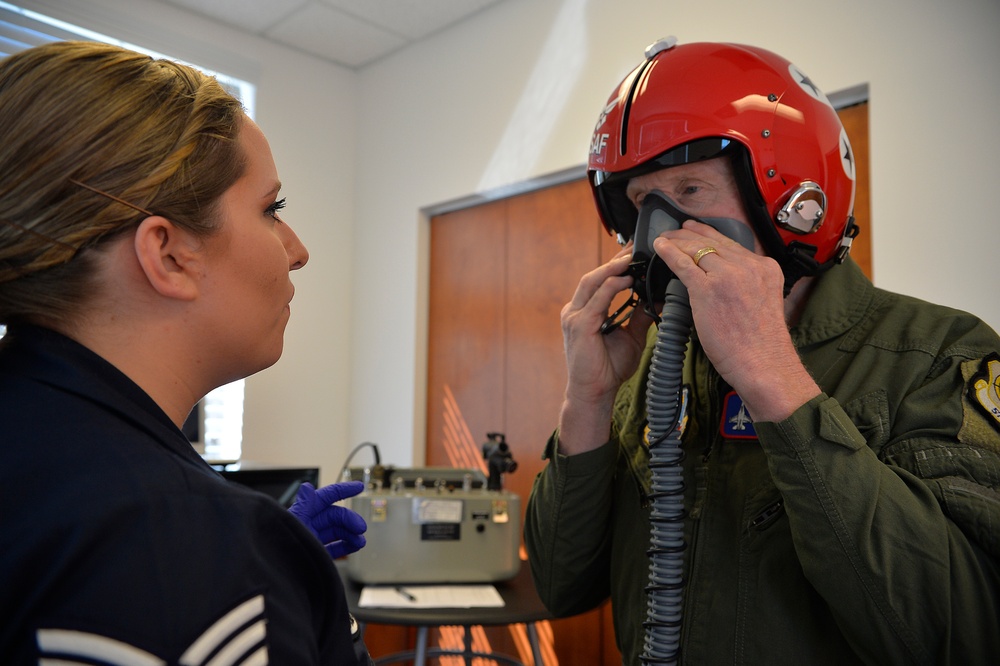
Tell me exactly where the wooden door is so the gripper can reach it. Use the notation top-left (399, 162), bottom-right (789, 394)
top-left (422, 179), bottom-right (617, 665)
top-left (838, 101), bottom-right (872, 279)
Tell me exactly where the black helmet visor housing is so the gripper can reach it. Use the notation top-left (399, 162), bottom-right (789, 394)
top-left (590, 137), bottom-right (734, 243)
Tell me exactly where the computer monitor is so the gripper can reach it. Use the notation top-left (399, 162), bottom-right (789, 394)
top-left (219, 465), bottom-right (320, 508)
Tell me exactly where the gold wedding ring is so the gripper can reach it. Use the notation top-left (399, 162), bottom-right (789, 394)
top-left (692, 246), bottom-right (718, 267)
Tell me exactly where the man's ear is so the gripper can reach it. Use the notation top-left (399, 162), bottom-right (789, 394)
top-left (133, 216), bottom-right (204, 301)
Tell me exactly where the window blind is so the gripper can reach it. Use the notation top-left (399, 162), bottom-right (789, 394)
top-left (0, 2), bottom-right (255, 114)
top-left (0, 3), bottom-right (84, 59)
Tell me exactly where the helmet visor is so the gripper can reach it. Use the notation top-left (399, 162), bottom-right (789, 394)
top-left (591, 138), bottom-right (734, 241)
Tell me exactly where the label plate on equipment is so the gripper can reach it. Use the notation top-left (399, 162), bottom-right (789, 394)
top-left (412, 498), bottom-right (463, 524)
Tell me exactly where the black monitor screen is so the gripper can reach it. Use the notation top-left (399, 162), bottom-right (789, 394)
top-left (220, 467), bottom-right (320, 508)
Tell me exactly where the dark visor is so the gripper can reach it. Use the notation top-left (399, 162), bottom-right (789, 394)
top-left (591, 138), bottom-right (735, 240)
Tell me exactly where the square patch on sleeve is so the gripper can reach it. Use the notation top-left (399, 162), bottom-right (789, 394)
top-left (720, 391), bottom-right (757, 440)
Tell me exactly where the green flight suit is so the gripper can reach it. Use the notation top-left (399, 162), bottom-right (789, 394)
top-left (525, 258), bottom-right (1000, 665)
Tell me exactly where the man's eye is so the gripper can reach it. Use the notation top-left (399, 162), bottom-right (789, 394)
top-left (674, 182), bottom-right (717, 212)
top-left (265, 197), bottom-right (286, 220)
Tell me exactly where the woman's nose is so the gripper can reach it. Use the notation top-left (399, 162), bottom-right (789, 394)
top-left (281, 223), bottom-right (309, 270)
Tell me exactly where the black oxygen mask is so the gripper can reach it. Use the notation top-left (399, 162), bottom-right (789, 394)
top-left (600, 190), bottom-right (756, 334)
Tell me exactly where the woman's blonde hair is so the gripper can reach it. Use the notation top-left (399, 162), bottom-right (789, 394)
top-left (0, 41), bottom-right (247, 325)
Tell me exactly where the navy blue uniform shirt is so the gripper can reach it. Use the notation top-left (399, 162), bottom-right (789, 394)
top-left (0, 325), bottom-right (368, 664)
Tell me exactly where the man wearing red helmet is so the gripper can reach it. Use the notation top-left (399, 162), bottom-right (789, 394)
top-left (525, 38), bottom-right (1000, 665)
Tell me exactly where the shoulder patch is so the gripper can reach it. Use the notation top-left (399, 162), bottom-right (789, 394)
top-left (969, 352), bottom-right (1000, 433)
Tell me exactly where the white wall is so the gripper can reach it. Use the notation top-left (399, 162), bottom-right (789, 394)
top-left (19, 0), bottom-right (1000, 478)
top-left (352, 0), bottom-right (1000, 467)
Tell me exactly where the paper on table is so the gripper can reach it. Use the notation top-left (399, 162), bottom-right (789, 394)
top-left (359, 585), bottom-right (505, 609)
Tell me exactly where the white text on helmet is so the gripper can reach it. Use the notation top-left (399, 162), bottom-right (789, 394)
top-left (590, 133), bottom-right (609, 156)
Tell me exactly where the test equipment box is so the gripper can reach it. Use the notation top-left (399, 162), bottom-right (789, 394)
top-left (343, 467), bottom-right (521, 584)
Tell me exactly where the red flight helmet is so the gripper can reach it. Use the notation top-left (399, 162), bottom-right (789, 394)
top-left (588, 38), bottom-right (858, 285)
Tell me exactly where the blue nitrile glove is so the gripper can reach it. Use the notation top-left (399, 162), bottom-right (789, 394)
top-left (288, 481), bottom-right (368, 559)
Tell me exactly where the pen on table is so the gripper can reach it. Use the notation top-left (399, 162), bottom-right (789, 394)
top-left (395, 587), bottom-right (417, 602)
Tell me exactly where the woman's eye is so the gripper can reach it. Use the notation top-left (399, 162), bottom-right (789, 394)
top-left (265, 197), bottom-right (286, 220)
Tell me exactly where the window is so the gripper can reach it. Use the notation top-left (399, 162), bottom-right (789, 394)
top-left (0, 2), bottom-right (255, 462)
top-left (0, 2), bottom-right (255, 114)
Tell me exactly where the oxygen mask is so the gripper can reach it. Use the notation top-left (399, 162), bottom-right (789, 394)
top-left (600, 190), bottom-right (755, 334)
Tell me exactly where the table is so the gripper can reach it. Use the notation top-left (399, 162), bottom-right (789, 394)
top-left (336, 562), bottom-right (552, 666)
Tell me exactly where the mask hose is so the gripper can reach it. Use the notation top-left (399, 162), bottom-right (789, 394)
top-left (605, 190), bottom-right (754, 664)
top-left (640, 277), bottom-right (692, 665)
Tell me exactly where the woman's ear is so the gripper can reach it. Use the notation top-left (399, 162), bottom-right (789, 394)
top-left (132, 216), bottom-right (204, 301)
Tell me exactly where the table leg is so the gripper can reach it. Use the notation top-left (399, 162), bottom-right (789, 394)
top-left (527, 622), bottom-right (544, 666)
top-left (414, 626), bottom-right (428, 666)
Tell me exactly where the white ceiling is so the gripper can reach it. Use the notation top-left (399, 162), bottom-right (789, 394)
top-left (149, 0), bottom-right (506, 69)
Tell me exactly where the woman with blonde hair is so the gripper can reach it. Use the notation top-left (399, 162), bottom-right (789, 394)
top-left (0, 41), bottom-right (371, 664)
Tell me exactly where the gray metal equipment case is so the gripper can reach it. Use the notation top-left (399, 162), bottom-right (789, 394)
top-left (343, 467), bottom-right (521, 585)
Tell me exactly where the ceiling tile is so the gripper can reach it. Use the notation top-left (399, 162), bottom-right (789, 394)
top-left (318, 0), bottom-right (502, 40)
top-left (265, 2), bottom-right (407, 68)
top-left (161, 0), bottom-right (311, 34)
top-left (148, 0), bottom-right (510, 69)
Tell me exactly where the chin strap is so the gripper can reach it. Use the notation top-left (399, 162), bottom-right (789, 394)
top-left (778, 242), bottom-right (819, 296)
top-left (779, 214), bottom-right (859, 295)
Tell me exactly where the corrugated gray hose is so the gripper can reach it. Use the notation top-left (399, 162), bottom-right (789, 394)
top-left (640, 278), bottom-right (692, 665)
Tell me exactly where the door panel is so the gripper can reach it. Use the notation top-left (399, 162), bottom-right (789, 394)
top-left (426, 198), bottom-right (508, 474)
top-left (503, 179), bottom-right (600, 505)
top-left (422, 181), bottom-right (615, 664)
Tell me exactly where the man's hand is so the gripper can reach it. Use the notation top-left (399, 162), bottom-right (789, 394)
top-left (654, 220), bottom-right (821, 422)
top-left (558, 246), bottom-right (656, 454)
top-left (289, 481), bottom-right (368, 559)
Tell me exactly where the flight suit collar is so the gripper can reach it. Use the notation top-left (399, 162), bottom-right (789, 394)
top-left (790, 257), bottom-right (875, 348)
